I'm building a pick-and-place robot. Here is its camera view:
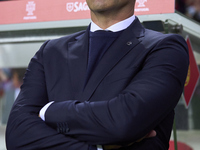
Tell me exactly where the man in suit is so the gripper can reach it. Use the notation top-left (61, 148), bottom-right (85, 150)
top-left (6, 0), bottom-right (189, 149)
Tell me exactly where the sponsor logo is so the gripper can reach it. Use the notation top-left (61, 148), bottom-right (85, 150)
top-left (67, 3), bottom-right (74, 12)
top-left (135, 0), bottom-right (149, 12)
top-left (23, 1), bottom-right (37, 20)
top-left (136, 0), bottom-right (147, 7)
top-left (66, 2), bottom-right (89, 12)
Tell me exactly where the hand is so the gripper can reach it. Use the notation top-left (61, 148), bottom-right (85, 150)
top-left (103, 130), bottom-right (156, 150)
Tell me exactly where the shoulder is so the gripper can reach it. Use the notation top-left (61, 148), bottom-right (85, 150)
top-left (144, 29), bottom-right (185, 45)
top-left (142, 29), bottom-right (188, 53)
top-left (46, 30), bottom-right (86, 48)
top-left (33, 30), bottom-right (86, 60)
top-left (141, 28), bottom-right (189, 67)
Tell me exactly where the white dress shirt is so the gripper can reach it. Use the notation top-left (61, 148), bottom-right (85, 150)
top-left (39, 15), bottom-right (136, 150)
top-left (90, 15), bottom-right (135, 32)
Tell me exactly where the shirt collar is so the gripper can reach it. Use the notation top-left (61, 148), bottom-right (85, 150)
top-left (90, 15), bottom-right (135, 32)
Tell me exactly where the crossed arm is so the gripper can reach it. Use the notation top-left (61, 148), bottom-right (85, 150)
top-left (41, 35), bottom-right (189, 145)
top-left (6, 35), bottom-right (189, 149)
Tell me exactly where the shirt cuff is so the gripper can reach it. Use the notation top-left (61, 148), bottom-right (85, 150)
top-left (39, 101), bottom-right (54, 121)
top-left (97, 145), bottom-right (103, 150)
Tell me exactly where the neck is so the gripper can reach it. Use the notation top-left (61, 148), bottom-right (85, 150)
top-left (90, 10), bottom-right (134, 30)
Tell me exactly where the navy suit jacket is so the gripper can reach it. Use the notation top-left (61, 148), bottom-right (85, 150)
top-left (6, 18), bottom-right (189, 150)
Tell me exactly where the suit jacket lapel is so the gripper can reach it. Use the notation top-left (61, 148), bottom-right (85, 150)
top-left (83, 17), bottom-right (145, 101)
top-left (67, 27), bottom-right (90, 100)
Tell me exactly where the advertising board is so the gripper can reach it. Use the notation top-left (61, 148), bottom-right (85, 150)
top-left (0, 0), bottom-right (175, 25)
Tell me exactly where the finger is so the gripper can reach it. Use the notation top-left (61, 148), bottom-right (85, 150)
top-left (136, 130), bottom-right (156, 143)
top-left (146, 130), bottom-right (156, 138)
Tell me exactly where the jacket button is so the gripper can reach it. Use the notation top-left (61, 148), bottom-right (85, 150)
top-left (66, 128), bottom-right (70, 133)
top-left (65, 128), bottom-right (70, 133)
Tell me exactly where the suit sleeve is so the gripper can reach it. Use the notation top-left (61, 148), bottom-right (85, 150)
top-left (44, 35), bottom-right (189, 145)
top-left (5, 41), bottom-right (91, 150)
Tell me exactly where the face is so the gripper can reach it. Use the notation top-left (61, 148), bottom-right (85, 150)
top-left (86, 0), bottom-right (135, 14)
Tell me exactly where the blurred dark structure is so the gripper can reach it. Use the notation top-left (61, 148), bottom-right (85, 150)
top-left (176, 0), bottom-right (200, 23)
